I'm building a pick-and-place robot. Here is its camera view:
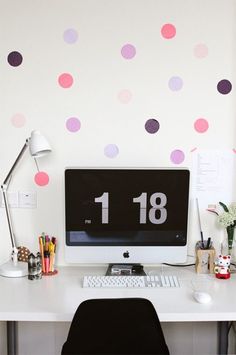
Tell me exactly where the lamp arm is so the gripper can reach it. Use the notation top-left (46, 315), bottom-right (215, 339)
top-left (3, 140), bottom-right (29, 186)
top-left (1, 187), bottom-right (16, 250)
top-left (1, 140), bottom-right (29, 263)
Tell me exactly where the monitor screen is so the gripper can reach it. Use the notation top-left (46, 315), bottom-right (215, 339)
top-left (64, 168), bottom-right (190, 264)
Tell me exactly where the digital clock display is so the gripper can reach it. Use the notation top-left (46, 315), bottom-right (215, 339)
top-left (65, 169), bottom-right (190, 246)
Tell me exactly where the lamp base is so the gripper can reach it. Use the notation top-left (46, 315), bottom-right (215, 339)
top-left (0, 260), bottom-right (28, 278)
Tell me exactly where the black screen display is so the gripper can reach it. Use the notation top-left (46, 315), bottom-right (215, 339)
top-left (65, 169), bottom-right (190, 246)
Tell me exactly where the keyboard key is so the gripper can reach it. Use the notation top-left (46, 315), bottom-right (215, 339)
top-left (173, 276), bottom-right (180, 287)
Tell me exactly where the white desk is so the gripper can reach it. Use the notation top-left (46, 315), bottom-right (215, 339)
top-left (0, 265), bottom-right (235, 354)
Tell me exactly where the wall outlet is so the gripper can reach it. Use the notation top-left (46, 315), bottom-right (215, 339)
top-left (18, 191), bottom-right (37, 208)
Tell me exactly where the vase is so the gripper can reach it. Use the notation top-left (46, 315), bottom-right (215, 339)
top-left (226, 225), bottom-right (235, 254)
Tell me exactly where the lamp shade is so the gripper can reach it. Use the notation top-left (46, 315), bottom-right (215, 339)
top-left (29, 130), bottom-right (51, 157)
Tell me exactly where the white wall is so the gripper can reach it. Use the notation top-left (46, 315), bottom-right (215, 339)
top-left (0, 0), bottom-right (236, 354)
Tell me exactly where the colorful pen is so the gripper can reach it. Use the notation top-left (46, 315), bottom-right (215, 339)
top-left (44, 251), bottom-right (50, 273)
top-left (39, 236), bottom-right (45, 273)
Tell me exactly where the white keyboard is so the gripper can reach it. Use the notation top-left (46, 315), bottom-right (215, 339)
top-left (83, 275), bottom-right (180, 288)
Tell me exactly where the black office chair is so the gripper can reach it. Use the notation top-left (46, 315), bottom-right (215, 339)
top-left (61, 298), bottom-right (169, 355)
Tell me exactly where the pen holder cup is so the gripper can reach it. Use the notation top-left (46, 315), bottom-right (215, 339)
top-left (42, 270), bottom-right (58, 276)
top-left (196, 240), bottom-right (213, 250)
top-left (195, 244), bottom-right (215, 274)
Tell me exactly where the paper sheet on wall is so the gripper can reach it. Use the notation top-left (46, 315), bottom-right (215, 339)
top-left (191, 149), bottom-right (236, 210)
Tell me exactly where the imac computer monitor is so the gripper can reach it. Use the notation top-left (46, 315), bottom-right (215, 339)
top-left (64, 168), bottom-right (190, 265)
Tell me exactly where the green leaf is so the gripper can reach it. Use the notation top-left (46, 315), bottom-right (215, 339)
top-left (219, 201), bottom-right (229, 212)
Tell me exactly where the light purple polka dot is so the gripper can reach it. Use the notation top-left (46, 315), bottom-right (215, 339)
top-left (121, 44), bottom-right (136, 59)
top-left (145, 119), bottom-right (160, 134)
top-left (170, 150), bottom-right (185, 164)
top-left (168, 76), bottom-right (183, 91)
top-left (104, 144), bottom-right (119, 158)
top-left (63, 29), bottom-right (78, 44)
top-left (66, 117), bottom-right (81, 132)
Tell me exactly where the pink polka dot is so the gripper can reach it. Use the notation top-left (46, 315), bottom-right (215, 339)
top-left (121, 44), bottom-right (136, 59)
top-left (34, 172), bottom-right (49, 186)
top-left (118, 89), bottom-right (132, 104)
top-left (194, 118), bottom-right (209, 133)
top-left (170, 150), bottom-right (185, 164)
top-left (11, 113), bottom-right (26, 127)
top-left (58, 73), bottom-right (73, 88)
top-left (161, 24), bottom-right (176, 39)
top-left (194, 43), bottom-right (208, 58)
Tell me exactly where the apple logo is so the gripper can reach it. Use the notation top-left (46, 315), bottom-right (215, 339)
top-left (123, 251), bottom-right (130, 258)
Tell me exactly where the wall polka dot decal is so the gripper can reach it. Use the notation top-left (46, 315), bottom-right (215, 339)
top-left (168, 76), bottom-right (183, 91)
top-left (118, 89), bottom-right (132, 104)
top-left (63, 28), bottom-right (78, 44)
top-left (145, 119), bottom-right (160, 134)
top-left (161, 24), bottom-right (176, 39)
top-left (194, 118), bottom-right (209, 133)
top-left (66, 117), bottom-right (81, 132)
top-left (11, 113), bottom-right (26, 128)
top-left (121, 44), bottom-right (136, 59)
top-left (217, 79), bottom-right (232, 94)
top-left (34, 171), bottom-right (49, 186)
top-left (7, 51), bottom-right (23, 67)
top-left (170, 149), bottom-right (185, 164)
top-left (58, 73), bottom-right (74, 88)
top-left (194, 43), bottom-right (208, 58)
top-left (104, 144), bottom-right (119, 158)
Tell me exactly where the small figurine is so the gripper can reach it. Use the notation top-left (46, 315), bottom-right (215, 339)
top-left (214, 254), bottom-right (231, 279)
top-left (17, 246), bottom-right (30, 262)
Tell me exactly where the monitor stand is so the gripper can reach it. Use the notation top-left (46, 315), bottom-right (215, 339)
top-left (106, 263), bottom-right (146, 276)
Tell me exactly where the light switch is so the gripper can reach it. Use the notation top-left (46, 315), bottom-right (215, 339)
top-left (0, 191), bottom-right (18, 208)
top-left (18, 191), bottom-right (37, 208)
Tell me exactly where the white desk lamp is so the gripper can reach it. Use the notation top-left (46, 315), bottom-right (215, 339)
top-left (0, 130), bottom-right (51, 277)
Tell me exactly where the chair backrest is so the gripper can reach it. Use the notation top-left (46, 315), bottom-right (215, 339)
top-left (61, 298), bottom-right (169, 355)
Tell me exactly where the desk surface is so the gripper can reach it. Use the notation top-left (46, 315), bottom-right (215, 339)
top-left (0, 265), bottom-right (236, 323)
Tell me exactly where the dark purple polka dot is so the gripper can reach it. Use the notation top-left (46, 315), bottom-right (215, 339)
top-left (7, 51), bottom-right (23, 67)
top-left (145, 119), bottom-right (160, 134)
top-left (217, 79), bottom-right (232, 95)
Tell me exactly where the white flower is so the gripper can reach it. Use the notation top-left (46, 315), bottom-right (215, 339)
top-left (228, 203), bottom-right (236, 219)
top-left (218, 211), bottom-right (235, 228)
